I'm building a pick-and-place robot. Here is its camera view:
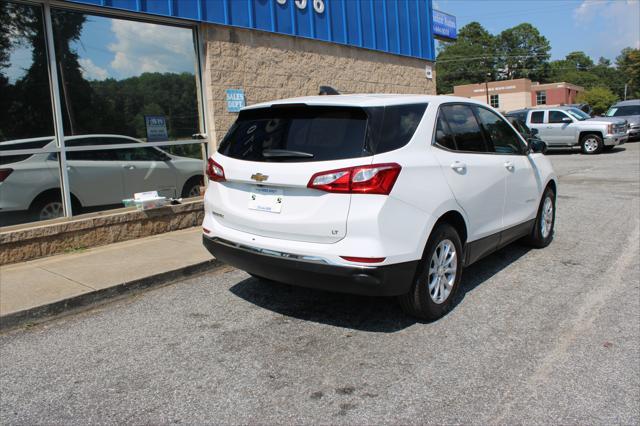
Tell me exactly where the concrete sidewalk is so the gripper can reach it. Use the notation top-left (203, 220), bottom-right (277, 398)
top-left (0, 227), bottom-right (221, 329)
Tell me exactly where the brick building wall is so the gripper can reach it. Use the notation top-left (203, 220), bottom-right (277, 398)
top-left (202, 25), bottom-right (436, 148)
top-left (531, 83), bottom-right (583, 106)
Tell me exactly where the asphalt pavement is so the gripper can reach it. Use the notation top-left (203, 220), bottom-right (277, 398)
top-left (1, 144), bottom-right (639, 425)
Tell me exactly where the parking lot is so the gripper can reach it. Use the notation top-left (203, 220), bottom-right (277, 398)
top-left (1, 144), bottom-right (639, 424)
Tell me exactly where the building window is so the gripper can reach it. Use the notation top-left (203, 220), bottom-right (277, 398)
top-left (0, 1), bottom-right (207, 227)
top-left (536, 91), bottom-right (547, 105)
top-left (490, 94), bottom-right (499, 109)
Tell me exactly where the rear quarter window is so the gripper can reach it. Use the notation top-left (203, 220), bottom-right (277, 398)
top-left (507, 111), bottom-right (527, 122)
top-left (373, 104), bottom-right (428, 154)
top-left (530, 111), bottom-right (544, 124)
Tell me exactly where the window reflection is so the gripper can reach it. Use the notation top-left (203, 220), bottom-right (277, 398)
top-left (0, 2), bottom-right (62, 227)
top-left (0, 4), bottom-right (204, 227)
top-left (0, 2), bottom-right (55, 142)
top-left (61, 142), bottom-right (204, 215)
top-left (50, 9), bottom-right (200, 142)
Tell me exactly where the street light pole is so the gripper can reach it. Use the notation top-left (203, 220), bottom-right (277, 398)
top-left (485, 72), bottom-right (492, 105)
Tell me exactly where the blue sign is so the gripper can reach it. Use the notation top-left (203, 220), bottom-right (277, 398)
top-left (432, 9), bottom-right (457, 40)
top-left (70, 0), bottom-right (438, 61)
top-left (226, 89), bottom-right (246, 113)
top-left (144, 115), bottom-right (168, 142)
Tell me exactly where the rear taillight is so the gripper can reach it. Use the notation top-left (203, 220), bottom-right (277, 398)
top-left (0, 168), bottom-right (13, 182)
top-left (206, 158), bottom-right (225, 182)
top-left (307, 163), bottom-right (401, 195)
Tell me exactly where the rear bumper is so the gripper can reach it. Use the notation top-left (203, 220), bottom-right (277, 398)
top-left (203, 235), bottom-right (419, 296)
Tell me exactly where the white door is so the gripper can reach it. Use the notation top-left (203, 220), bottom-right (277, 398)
top-left (432, 104), bottom-right (506, 241)
top-left (545, 110), bottom-right (576, 146)
top-left (117, 147), bottom-right (178, 199)
top-left (64, 149), bottom-right (125, 207)
top-left (473, 106), bottom-right (540, 227)
top-left (503, 155), bottom-right (540, 226)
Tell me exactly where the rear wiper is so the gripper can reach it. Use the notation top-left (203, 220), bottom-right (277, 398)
top-left (262, 149), bottom-right (314, 158)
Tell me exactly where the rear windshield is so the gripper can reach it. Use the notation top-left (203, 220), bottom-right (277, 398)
top-left (218, 104), bottom-right (427, 162)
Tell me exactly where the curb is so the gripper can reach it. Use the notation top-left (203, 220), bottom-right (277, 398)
top-left (0, 259), bottom-right (225, 332)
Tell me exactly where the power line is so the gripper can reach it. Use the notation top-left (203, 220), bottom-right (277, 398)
top-left (436, 53), bottom-right (551, 63)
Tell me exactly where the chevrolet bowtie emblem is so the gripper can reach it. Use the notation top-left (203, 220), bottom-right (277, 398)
top-left (251, 173), bottom-right (269, 182)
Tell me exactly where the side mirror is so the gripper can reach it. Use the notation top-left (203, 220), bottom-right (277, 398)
top-left (530, 128), bottom-right (539, 136)
top-left (562, 117), bottom-right (572, 124)
top-left (529, 139), bottom-right (547, 154)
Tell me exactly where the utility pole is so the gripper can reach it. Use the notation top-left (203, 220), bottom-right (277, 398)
top-left (485, 72), bottom-right (492, 105)
top-left (624, 84), bottom-right (628, 101)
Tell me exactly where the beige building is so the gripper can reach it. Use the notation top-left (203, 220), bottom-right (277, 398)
top-left (453, 79), bottom-right (584, 112)
top-left (203, 26), bottom-right (436, 146)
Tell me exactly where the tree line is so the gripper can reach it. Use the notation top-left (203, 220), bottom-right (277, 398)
top-left (1, 1), bottom-right (200, 160)
top-left (436, 22), bottom-right (640, 114)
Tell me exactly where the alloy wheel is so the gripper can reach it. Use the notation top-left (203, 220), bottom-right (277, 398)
top-left (427, 239), bottom-right (457, 304)
top-left (583, 137), bottom-right (599, 153)
top-left (541, 196), bottom-right (554, 238)
top-left (187, 185), bottom-right (201, 198)
top-left (39, 201), bottom-right (64, 220)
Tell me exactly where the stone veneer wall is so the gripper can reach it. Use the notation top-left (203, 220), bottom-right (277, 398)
top-left (0, 201), bottom-right (204, 265)
top-left (202, 25), bottom-right (436, 147)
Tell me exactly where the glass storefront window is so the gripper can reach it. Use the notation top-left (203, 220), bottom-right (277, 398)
top-left (1, 3), bottom-right (205, 227)
top-left (0, 2), bottom-right (63, 227)
top-left (50, 9), bottom-right (200, 142)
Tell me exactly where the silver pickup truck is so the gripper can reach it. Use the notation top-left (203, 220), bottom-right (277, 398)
top-left (506, 106), bottom-right (627, 154)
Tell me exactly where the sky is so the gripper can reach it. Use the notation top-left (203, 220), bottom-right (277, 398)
top-left (4, 13), bottom-right (197, 83)
top-left (433, 0), bottom-right (640, 62)
top-left (72, 16), bottom-right (198, 81)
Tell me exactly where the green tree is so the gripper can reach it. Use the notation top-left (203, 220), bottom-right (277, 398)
top-left (548, 51), bottom-right (600, 88)
top-left (435, 22), bottom-right (496, 94)
top-left (591, 57), bottom-right (627, 99)
top-left (616, 48), bottom-right (640, 98)
top-left (577, 87), bottom-right (618, 115)
top-left (496, 23), bottom-right (551, 81)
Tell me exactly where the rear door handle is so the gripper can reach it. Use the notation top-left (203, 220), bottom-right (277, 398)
top-left (504, 161), bottom-right (514, 171)
top-left (450, 161), bottom-right (466, 173)
top-left (122, 165), bottom-right (136, 170)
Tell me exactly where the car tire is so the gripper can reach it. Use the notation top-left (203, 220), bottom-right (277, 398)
top-left (29, 192), bottom-right (80, 221)
top-left (398, 223), bottom-right (463, 321)
top-left (580, 133), bottom-right (603, 154)
top-left (524, 186), bottom-right (555, 248)
top-left (181, 176), bottom-right (204, 198)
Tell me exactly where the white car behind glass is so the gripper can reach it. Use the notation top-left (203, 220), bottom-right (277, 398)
top-left (0, 134), bottom-right (204, 222)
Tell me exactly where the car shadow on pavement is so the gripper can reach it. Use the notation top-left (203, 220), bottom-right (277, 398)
top-left (545, 146), bottom-right (626, 155)
top-left (229, 242), bottom-right (532, 332)
top-left (452, 242), bottom-right (532, 308)
top-left (229, 277), bottom-right (417, 332)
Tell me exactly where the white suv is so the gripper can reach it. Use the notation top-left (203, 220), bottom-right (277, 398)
top-left (202, 95), bottom-right (557, 320)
